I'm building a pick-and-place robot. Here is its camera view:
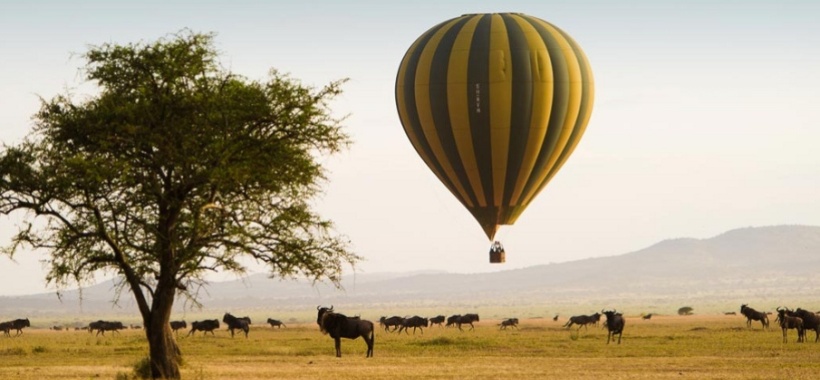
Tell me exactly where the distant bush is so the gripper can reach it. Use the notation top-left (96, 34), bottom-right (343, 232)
top-left (1, 347), bottom-right (27, 356)
top-left (678, 306), bottom-right (694, 316)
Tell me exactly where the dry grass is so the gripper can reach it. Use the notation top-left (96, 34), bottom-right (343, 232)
top-left (1, 314), bottom-right (819, 379)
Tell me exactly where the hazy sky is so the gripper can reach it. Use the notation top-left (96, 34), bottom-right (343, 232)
top-left (1, 1), bottom-right (818, 296)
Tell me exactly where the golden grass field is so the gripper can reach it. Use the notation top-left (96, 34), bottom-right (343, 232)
top-left (1, 314), bottom-right (819, 379)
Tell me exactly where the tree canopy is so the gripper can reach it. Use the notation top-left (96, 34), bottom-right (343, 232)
top-left (0, 30), bottom-right (357, 378)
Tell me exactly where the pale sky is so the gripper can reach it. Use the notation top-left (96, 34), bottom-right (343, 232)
top-left (1, 1), bottom-right (818, 296)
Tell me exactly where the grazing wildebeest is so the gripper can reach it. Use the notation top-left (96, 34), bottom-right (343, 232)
top-left (223, 313), bottom-right (250, 338)
top-left (602, 310), bottom-right (625, 344)
top-left (188, 319), bottom-right (220, 336)
top-left (398, 316), bottom-right (429, 335)
top-left (379, 316), bottom-right (403, 332)
top-left (776, 307), bottom-right (805, 343)
top-left (451, 314), bottom-right (480, 332)
top-left (724, 312), bottom-right (737, 315)
top-left (170, 320), bottom-right (187, 333)
top-left (266, 318), bottom-right (286, 328)
top-left (642, 314), bottom-right (653, 321)
top-left (316, 306), bottom-right (374, 358)
top-left (792, 308), bottom-right (820, 342)
top-left (429, 315), bottom-right (446, 327)
top-left (88, 320), bottom-right (124, 336)
top-left (499, 318), bottom-right (519, 330)
top-left (740, 304), bottom-right (769, 329)
top-left (563, 313), bottom-right (601, 330)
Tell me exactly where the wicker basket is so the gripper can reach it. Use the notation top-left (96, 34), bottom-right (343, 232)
top-left (489, 250), bottom-right (506, 263)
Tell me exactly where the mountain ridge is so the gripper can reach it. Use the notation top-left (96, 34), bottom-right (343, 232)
top-left (3, 225), bottom-right (819, 318)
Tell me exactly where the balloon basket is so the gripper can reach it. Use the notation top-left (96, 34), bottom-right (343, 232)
top-left (489, 250), bottom-right (506, 264)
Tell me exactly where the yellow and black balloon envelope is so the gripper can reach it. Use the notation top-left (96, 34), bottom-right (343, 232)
top-left (395, 12), bottom-right (594, 243)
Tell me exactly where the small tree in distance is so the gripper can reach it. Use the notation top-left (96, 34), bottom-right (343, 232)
top-left (0, 31), bottom-right (357, 379)
top-left (678, 306), bottom-right (694, 316)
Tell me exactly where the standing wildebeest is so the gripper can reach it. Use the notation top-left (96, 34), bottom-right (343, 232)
top-left (398, 316), bottom-right (429, 335)
top-left (316, 306), bottom-right (374, 358)
top-left (267, 318), bottom-right (286, 328)
top-left (170, 320), bottom-right (187, 333)
top-left (642, 314), bottom-right (653, 320)
top-left (3, 318), bottom-right (30, 336)
top-left (0, 321), bottom-right (13, 337)
top-left (188, 319), bottom-right (220, 336)
top-left (223, 313), bottom-right (250, 338)
top-left (776, 307), bottom-right (805, 343)
top-left (88, 320), bottom-right (124, 336)
top-left (740, 304), bottom-right (769, 329)
top-left (602, 310), bottom-right (625, 344)
top-left (553, 314), bottom-right (559, 322)
top-left (379, 316), bottom-right (403, 332)
top-left (499, 318), bottom-right (519, 330)
top-left (563, 313), bottom-right (601, 330)
top-left (792, 308), bottom-right (820, 342)
top-left (429, 315), bottom-right (446, 327)
top-left (448, 314), bottom-right (479, 331)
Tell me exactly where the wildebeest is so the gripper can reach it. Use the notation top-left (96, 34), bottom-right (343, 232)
top-left (188, 319), bottom-right (220, 336)
top-left (776, 307), bottom-right (805, 343)
top-left (317, 306), bottom-right (374, 358)
top-left (642, 314), bottom-right (653, 321)
top-left (740, 304), bottom-right (769, 329)
top-left (602, 310), bottom-right (625, 344)
top-left (0, 321), bottom-right (11, 337)
top-left (499, 318), bottom-right (519, 330)
top-left (266, 318), bottom-right (286, 328)
top-left (170, 320), bottom-right (187, 333)
top-left (447, 314), bottom-right (480, 331)
top-left (792, 308), bottom-right (820, 342)
top-left (223, 313), bottom-right (250, 338)
top-left (88, 320), bottom-right (124, 336)
top-left (398, 316), bottom-right (429, 335)
top-left (563, 313), bottom-right (601, 330)
top-left (429, 315), bottom-right (446, 327)
top-left (553, 314), bottom-right (559, 322)
top-left (379, 316), bottom-right (403, 332)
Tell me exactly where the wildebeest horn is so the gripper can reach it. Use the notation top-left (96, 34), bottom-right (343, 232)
top-left (317, 305), bottom-right (321, 310)
top-left (329, 305), bottom-right (334, 311)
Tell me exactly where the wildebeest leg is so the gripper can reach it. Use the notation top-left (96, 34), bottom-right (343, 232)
top-left (365, 329), bottom-right (374, 358)
top-left (334, 337), bottom-right (342, 358)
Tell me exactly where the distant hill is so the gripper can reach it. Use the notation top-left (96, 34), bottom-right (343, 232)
top-left (3, 225), bottom-right (820, 321)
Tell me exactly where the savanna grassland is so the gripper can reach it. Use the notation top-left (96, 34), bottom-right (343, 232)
top-left (1, 314), bottom-right (819, 380)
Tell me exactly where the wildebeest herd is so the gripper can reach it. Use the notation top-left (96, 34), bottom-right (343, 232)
top-left (5, 303), bottom-right (820, 359)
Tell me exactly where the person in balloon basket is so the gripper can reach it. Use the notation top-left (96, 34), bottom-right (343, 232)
top-left (490, 241), bottom-right (504, 253)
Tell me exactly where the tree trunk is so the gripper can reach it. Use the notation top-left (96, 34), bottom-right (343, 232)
top-left (147, 323), bottom-right (181, 379)
top-left (144, 280), bottom-right (181, 379)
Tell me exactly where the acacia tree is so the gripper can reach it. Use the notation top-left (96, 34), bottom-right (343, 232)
top-left (0, 31), bottom-right (357, 379)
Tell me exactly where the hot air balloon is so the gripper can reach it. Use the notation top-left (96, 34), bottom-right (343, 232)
top-left (395, 13), bottom-right (594, 263)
